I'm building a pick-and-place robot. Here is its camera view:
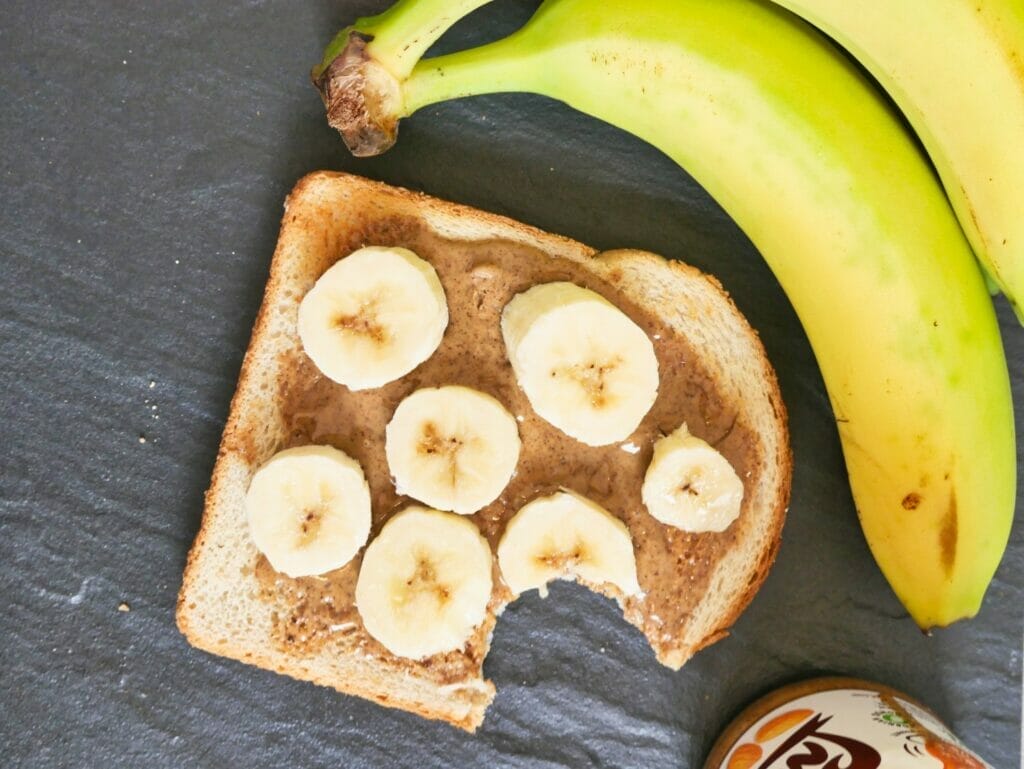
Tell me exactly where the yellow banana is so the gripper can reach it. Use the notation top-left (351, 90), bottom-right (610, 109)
top-left (312, 0), bottom-right (1017, 628)
top-left (767, 0), bottom-right (1024, 322)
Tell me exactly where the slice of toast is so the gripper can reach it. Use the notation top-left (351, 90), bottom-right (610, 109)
top-left (177, 171), bottom-right (791, 731)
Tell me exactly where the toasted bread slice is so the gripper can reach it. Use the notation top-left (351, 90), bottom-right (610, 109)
top-left (177, 171), bottom-right (791, 731)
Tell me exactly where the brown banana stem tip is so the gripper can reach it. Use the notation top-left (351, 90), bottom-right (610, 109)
top-left (312, 32), bottom-right (400, 157)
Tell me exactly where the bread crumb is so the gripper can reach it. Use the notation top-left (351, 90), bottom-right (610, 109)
top-left (149, 381), bottom-right (155, 389)
top-left (118, 602), bottom-right (131, 612)
top-left (138, 436), bottom-right (146, 444)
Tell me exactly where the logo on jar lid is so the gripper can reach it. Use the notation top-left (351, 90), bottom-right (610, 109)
top-left (725, 708), bottom-right (882, 769)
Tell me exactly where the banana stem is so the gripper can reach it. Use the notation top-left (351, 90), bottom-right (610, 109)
top-left (314, 0), bottom-right (498, 81)
top-left (312, 0), bottom-right (511, 156)
top-left (402, 35), bottom-right (541, 115)
top-left (370, 0), bottom-right (498, 78)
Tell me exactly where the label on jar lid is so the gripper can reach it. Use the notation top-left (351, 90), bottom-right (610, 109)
top-left (718, 687), bottom-right (991, 769)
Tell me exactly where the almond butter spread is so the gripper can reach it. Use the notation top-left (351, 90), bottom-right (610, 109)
top-left (253, 215), bottom-right (762, 684)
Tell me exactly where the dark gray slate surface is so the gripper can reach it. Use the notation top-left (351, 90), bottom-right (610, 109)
top-left (1, 1), bottom-right (1021, 767)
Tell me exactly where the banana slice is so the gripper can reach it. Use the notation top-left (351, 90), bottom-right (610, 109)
top-left (501, 282), bottom-right (659, 446)
top-left (297, 246), bottom-right (448, 390)
top-left (497, 490), bottom-right (641, 598)
top-left (355, 506), bottom-right (493, 659)
top-left (245, 445), bottom-right (372, 578)
top-left (385, 385), bottom-right (521, 515)
top-left (642, 424), bottom-right (744, 532)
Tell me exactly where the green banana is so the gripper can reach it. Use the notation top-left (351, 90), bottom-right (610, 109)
top-left (312, 0), bottom-right (1017, 628)
top-left (766, 0), bottom-right (1024, 322)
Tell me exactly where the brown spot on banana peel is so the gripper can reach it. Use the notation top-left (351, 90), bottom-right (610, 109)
top-left (955, 182), bottom-right (1023, 319)
top-left (901, 492), bottom-right (922, 510)
top-left (312, 31), bottom-right (400, 157)
top-left (939, 489), bottom-right (958, 576)
top-left (899, 477), bottom-right (957, 576)
top-left (960, 182), bottom-right (986, 252)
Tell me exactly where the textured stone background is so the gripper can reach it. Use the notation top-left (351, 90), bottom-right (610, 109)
top-left (1, 1), bottom-right (1020, 767)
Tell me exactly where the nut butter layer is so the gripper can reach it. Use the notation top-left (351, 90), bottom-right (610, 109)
top-left (257, 214), bottom-right (761, 681)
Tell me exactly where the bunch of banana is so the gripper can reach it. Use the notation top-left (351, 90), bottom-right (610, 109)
top-left (312, 0), bottom-right (1018, 628)
top-left (765, 0), bottom-right (1024, 321)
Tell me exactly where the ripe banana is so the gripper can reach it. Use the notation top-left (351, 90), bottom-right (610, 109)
top-left (385, 385), bottom-right (521, 514)
top-left (501, 282), bottom-right (659, 446)
top-left (298, 245), bottom-right (448, 389)
top-left (246, 445), bottom-right (372, 578)
top-left (497, 490), bottom-right (641, 598)
top-left (355, 505), bottom-right (493, 659)
top-left (766, 0), bottom-right (1024, 322)
top-left (313, 0), bottom-right (1018, 627)
top-left (643, 424), bottom-right (744, 533)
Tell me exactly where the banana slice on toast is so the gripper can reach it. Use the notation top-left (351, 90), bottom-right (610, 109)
top-left (501, 282), bottom-right (658, 446)
top-left (497, 490), bottom-right (640, 598)
top-left (355, 506), bottom-right (493, 659)
top-left (298, 246), bottom-right (448, 390)
top-left (245, 445), bottom-right (372, 578)
top-left (642, 424), bottom-right (744, 533)
top-left (385, 385), bottom-right (521, 515)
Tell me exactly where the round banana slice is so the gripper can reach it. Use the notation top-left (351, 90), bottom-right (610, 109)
top-left (497, 490), bottom-right (641, 598)
top-left (245, 445), bottom-right (372, 578)
top-left (501, 282), bottom-right (659, 446)
top-left (355, 506), bottom-right (493, 659)
top-left (297, 246), bottom-right (448, 390)
top-left (642, 423), bottom-right (744, 532)
top-left (385, 385), bottom-right (521, 515)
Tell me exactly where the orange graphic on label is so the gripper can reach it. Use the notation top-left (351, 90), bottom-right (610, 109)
top-left (755, 709), bottom-right (814, 743)
top-left (725, 743), bottom-right (762, 769)
top-left (926, 738), bottom-right (986, 769)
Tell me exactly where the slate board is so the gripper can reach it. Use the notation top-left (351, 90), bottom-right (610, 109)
top-left (1, 1), bottom-right (1021, 767)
